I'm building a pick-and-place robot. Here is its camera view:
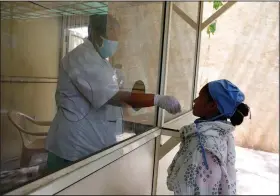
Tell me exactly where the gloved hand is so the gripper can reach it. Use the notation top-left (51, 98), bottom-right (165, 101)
top-left (154, 95), bottom-right (182, 114)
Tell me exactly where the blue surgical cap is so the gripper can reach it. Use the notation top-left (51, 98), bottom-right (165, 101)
top-left (208, 79), bottom-right (245, 118)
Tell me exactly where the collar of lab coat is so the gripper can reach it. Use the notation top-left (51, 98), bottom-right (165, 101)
top-left (83, 38), bottom-right (110, 62)
top-left (83, 38), bottom-right (96, 50)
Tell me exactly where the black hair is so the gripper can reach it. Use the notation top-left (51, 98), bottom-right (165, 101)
top-left (230, 103), bottom-right (250, 126)
top-left (88, 14), bottom-right (120, 38)
top-left (203, 84), bottom-right (250, 126)
top-left (88, 14), bottom-right (108, 37)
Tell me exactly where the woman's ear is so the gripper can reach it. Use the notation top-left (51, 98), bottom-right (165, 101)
top-left (209, 101), bottom-right (218, 110)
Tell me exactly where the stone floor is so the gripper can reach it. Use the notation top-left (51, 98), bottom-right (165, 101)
top-left (235, 147), bottom-right (279, 195)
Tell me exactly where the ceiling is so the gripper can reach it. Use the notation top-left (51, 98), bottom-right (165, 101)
top-left (0, 1), bottom-right (109, 20)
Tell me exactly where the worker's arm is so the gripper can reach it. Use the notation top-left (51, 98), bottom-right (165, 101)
top-left (108, 91), bottom-right (182, 114)
top-left (66, 59), bottom-right (181, 114)
top-left (108, 91), bottom-right (154, 108)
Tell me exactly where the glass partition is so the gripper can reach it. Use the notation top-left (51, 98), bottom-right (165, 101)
top-left (163, 2), bottom-right (200, 123)
top-left (0, 1), bottom-right (164, 193)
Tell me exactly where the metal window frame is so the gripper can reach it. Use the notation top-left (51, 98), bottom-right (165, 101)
top-left (5, 128), bottom-right (161, 195)
top-left (159, 2), bottom-right (203, 125)
top-left (151, 3), bottom-right (204, 195)
top-left (159, 1), bottom-right (235, 128)
top-left (157, 1), bottom-right (173, 128)
top-left (191, 1), bottom-right (204, 111)
top-left (152, 3), bottom-right (172, 194)
top-left (152, 2), bottom-right (203, 195)
top-left (172, 3), bottom-right (197, 31)
top-left (152, 2), bottom-right (239, 194)
top-left (159, 1), bottom-right (203, 127)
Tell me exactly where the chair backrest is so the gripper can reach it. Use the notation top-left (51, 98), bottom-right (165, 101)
top-left (7, 111), bottom-right (50, 147)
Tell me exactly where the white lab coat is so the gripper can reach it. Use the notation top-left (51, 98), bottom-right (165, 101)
top-left (46, 39), bottom-right (123, 161)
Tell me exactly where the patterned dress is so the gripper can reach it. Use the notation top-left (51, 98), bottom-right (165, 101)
top-left (167, 121), bottom-right (237, 195)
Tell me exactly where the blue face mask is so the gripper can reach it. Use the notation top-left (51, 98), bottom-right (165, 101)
top-left (98, 36), bottom-right (118, 59)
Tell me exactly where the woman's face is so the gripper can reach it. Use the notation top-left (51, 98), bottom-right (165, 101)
top-left (192, 86), bottom-right (218, 118)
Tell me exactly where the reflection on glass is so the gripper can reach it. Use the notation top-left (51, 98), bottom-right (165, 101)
top-left (68, 26), bottom-right (88, 52)
top-left (1, 1), bottom-right (167, 193)
top-left (109, 3), bottom-right (165, 126)
top-left (131, 80), bottom-right (146, 111)
top-left (174, 2), bottom-right (199, 22)
top-left (164, 2), bottom-right (199, 123)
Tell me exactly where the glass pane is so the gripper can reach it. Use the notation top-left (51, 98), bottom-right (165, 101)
top-left (175, 1), bottom-right (199, 22)
top-left (1, 1), bottom-right (164, 193)
top-left (68, 27), bottom-right (88, 52)
top-left (109, 3), bottom-right (163, 126)
top-left (164, 2), bottom-right (199, 123)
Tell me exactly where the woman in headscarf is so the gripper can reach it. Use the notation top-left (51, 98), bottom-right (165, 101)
top-left (167, 79), bottom-right (250, 195)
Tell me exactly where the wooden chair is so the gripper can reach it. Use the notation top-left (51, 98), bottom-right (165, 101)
top-left (7, 111), bottom-right (51, 167)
